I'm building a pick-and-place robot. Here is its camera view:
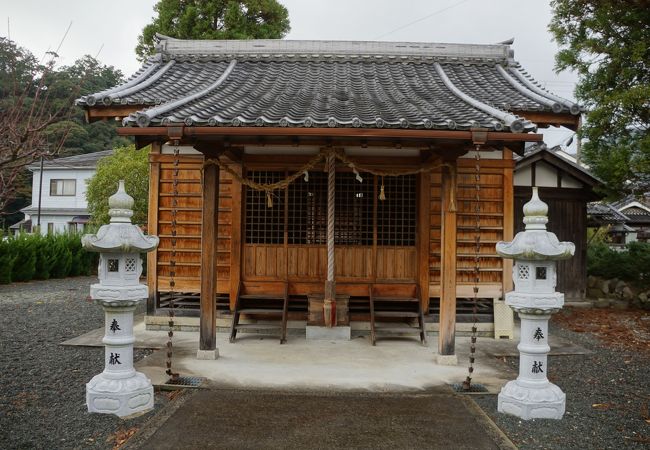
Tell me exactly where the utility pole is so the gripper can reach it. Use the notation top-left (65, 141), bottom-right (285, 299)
top-left (36, 155), bottom-right (44, 233)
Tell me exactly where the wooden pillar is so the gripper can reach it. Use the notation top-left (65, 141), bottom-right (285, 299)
top-left (229, 164), bottom-right (242, 310)
top-left (146, 142), bottom-right (161, 317)
top-left (418, 171), bottom-right (431, 311)
top-left (200, 151), bottom-right (220, 352)
top-left (502, 148), bottom-right (514, 294)
top-left (439, 160), bottom-right (457, 356)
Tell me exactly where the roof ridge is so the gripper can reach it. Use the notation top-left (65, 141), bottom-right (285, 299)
top-left (155, 35), bottom-right (511, 61)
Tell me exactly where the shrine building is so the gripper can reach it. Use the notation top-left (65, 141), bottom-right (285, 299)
top-left (78, 36), bottom-right (581, 358)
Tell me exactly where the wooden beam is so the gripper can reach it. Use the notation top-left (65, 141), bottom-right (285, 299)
top-left (439, 160), bottom-right (458, 356)
top-left (418, 171), bottom-right (431, 311)
top-left (85, 105), bottom-right (141, 122)
top-left (518, 111), bottom-right (580, 130)
top-left (200, 148), bottom-right (221, 351)
top-left (117, 126), bottom-right (543, 143)
top-left (146, 142), bottom-right (161, 317)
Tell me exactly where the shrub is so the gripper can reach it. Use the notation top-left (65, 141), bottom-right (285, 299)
top-left (587, 241), bottom-right (650, 286)
top-left (0, 235), bottom-right (17, 284)
top-left (626, 241), bottom-right (650, 283)
top-left (11, 233), bottom-right (37, 281)
top-left (49, 234), bottom-right (73, 278)
top-left (34, 234), bottom-right (56, 280)
top-left (0, 232), bottom-right (96, 282)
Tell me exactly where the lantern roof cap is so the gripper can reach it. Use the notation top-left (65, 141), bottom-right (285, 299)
top-left (82, 181), bottom-right (159, 253)
top-left (496, 187), bottom-right (574, 260)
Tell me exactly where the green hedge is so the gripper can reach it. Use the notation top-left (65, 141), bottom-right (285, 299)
top-left (587, 241), bottom-right (650, 286)
top-left (0, 232), bottom-right (98, 284)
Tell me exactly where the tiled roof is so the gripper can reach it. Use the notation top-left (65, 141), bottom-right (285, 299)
top-left (587, 203), bottom-right (630, 224)
top-left (77, 37), bottom-right (582, 133)
top-left (28, 150), bottom-right (113, 170)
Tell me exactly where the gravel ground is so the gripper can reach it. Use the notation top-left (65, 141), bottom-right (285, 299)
top-left (474, 309), bottom-right (650, 449)
top-left (0, 277), bottom-right (175, 450)
top-left (2, 277), bottom-right (648, 449)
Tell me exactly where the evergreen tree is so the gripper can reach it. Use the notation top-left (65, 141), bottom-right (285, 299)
top-left (550, 0), bottom-right (650, 197)
top-left (86, 145), bottom-right (150, 226)
top-left (136, 0), bottom-right (291, 60)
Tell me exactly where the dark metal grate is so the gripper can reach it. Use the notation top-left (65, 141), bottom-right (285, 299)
top-left (451, 383), bottom-right (488, 393)
top-left (377, 175), bottom-right (416, 246)
top-left (164, 376), bottom-right (205, 388)
top-left (288, 171), bottom-right (327, 244)
top-left (335, 172), bottom-right (373, 245)
top-left (245, 171), bottom-right (416, 247)
top-left (245, 171), bottom-right (284, 244)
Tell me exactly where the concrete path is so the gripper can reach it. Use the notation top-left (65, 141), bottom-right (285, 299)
top-left (62, 321), bottom-right (588, 449)
top-left (132, 388), bottom-right (516, 450)
top-left (63, 319), bottom-right (590, 393)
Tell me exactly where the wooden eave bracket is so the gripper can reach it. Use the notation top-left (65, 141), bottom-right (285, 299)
top-left (84, 105), bottom-right (142, 123)
top-left (471, 128), bottom-right (488, 145)
top-left (519, 111), bottom-right (581, 131)
top-left (167, 126), bottom-right (184, 140)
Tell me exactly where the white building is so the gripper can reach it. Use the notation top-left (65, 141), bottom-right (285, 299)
top-left (13, 150), bottom-right (112, 234)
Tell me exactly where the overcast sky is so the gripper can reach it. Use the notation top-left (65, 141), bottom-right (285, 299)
top-left (3, 0), bottom-right (579, 149)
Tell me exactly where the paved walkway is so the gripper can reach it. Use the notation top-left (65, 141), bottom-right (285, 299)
top-left (63, 314), bottom-right (590, 449)
top-left (64, 318), bottom-right (589, 393)
top-left (132, 388), bottom-right (516, 450)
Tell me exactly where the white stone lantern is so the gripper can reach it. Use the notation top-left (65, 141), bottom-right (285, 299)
top-left (496, 187), bottom-right (574, 420)
top-left (82, 180), bottom-right (159, 418)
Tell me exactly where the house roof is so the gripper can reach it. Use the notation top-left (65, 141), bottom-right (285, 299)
top-left (612, 195), bottom-right (650, 224)
top-left (21, 207), bottom-right (89, 215)
top-left (587, 203), bottom-right (631, 224)
top-left (28, 150), bottom-right (113, 170)
top-left (515, 143), bottom-right (604, 192)
top-left (77, 36), bottom-right (581, 133)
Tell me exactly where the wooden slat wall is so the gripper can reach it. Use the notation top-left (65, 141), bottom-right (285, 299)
top-left (152, 154), bottom-right (234, 294)
top-left (429, 156), bottom-right (513, 298)
top-left (242, 245), bottom-right (415, 282)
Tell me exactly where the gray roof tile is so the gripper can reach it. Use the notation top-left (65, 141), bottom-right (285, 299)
top-left (28, 150), bottom-right (113, 169)
top-left (77, 37), bottom-right (581, 132)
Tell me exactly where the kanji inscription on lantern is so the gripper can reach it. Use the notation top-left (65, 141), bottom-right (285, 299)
top-left (533, 327), bottom-right (544, 341)
top-left (531, 361), bottom-right (544, 374)
top-left (110, 319), bottom-right (121, 333)
top-left (109, 353), bottom-right (122, 365)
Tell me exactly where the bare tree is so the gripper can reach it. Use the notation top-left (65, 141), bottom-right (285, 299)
top-left (0, 39), bottom-right (79, 215)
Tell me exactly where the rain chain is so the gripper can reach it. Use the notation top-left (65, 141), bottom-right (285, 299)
top-left (463, 144), bottom-right (482, 391)
top-left (165, 141), bottom-right (180, 381)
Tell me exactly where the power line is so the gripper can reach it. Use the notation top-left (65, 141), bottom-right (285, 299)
top-left (374, 0), bottom-right (471, 40)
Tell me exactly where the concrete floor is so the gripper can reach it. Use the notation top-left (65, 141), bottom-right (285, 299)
top-left (62, 316), bottom-right (590, 393)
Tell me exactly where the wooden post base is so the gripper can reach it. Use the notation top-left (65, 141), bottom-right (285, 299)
top-left (308, 295), bottom-right (350, 327)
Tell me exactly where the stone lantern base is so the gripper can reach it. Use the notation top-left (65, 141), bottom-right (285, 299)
top-left (498, 379), bottom-right (565, 420)
top-left (86, 372), bottom-right (154, 418)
